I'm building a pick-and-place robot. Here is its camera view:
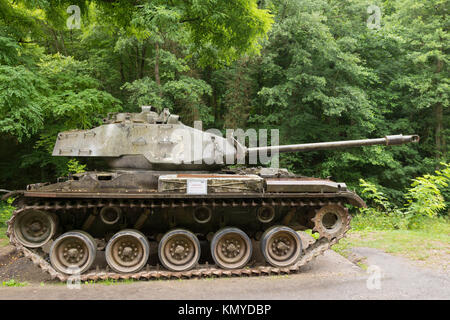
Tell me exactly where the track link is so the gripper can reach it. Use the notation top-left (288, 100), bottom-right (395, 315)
top-left (7, 198), bottom-right (351, 282)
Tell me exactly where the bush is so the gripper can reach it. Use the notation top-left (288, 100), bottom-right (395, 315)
top-left (404, 163), bottom-right (450, 219)
top-left (355, 163), bottom-right (450, 230)
top-left (0, 198), bottom-right (14, 228)
top-left (356, 179), bottom-right (406, 230)
top-left (351, 211), bottom-right (409, 231)
top-left (351, 211), bottom-right (449, 232)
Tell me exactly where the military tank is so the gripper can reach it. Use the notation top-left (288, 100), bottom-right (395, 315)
top-left (2, 106), bottom-right (419, 281)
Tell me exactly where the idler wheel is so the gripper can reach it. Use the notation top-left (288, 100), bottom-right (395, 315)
top-left (13, 210), bottom-right (57, 248)
top-left (312, 204), bottom-right (349, 240)
top-left (158, 229), bottom-right (200, 272)
top-left (105, 229), bottom-right (150, 273)
top-left (257, 206), bottom-right (275, 223)
top-left (261, 226), bottom-right (302, 267)
top-left (100, 206), bottom-right (122, 225)
top-left (50, 230), bottom-right (96, 275)
top-left (211, 227), bottom-right (252, 269)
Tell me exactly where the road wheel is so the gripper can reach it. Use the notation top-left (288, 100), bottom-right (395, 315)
top-left (158, 229), bottom-right (200, 272)
top-left (261, 226), bottom-right (302, 267)
top-left (211, 227), bottom-right (252, 269)
top-left (50, 230), bottom-right (96, 275)
top-left (105, 229), bottom-right (150, 273)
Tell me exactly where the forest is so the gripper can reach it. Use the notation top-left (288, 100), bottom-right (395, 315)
top-left (0, 0), bottom-right (448, 214)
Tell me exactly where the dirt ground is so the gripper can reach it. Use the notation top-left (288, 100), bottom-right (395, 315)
top-left (0, 246), bottom-right (52, 283)
top-left (0, 243), bottom-right (448, 300)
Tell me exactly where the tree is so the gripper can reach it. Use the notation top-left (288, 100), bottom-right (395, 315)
top-left (387, 0), bottom-right (449, 163)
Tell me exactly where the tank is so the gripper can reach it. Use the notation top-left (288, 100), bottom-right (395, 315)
top-left (2, 106), bottom-right (419, 281)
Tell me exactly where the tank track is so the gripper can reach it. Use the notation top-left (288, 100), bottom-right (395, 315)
top-left (6, 198), bottom-right (351, 282)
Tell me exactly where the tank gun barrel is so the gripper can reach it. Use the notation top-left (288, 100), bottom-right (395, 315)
top-left (246, 134), bottom-right (419, 155)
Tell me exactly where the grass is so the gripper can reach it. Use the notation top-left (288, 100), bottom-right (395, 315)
top-left (335, 229), bottom-right (450, 260)
top-left (333, 216), bottom-right (450, 270)
top-left (82, 278), bottom-right (135, 286)
top-left (42, 278), bottom-right (137, 287)
top-left (0, 199), bottom-right (13, 247)
top-left (356, 261), bottom-right (368, 270)
top-left (1, 279), bottom-right (28, 287)
top-left (350, 212), bottom-right (450, 233)
top-left (0, 227), bottom-right (9, 247)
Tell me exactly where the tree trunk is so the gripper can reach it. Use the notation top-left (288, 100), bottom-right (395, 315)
top-left (139, 43), bottom-right (147, 79)
top-left (50, 28), bottom-right (60, 53)
top-left (59, 31), bottom-right (67, 56)
top-left (435, 58), bottom-right (444, 162)
top-left (155, 42), bottom-right (162, 96)
top-left (119, 58), bottom-right (125, 83)
top-left (435, 103), bottom-right (443, 161)
top-left (135, 45), bottom-right (139, 81)
top-left (205, 67), bottom-right (217, 125)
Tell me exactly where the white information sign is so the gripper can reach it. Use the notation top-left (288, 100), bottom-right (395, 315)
top-left (186, 179), bottom-right (208, 195)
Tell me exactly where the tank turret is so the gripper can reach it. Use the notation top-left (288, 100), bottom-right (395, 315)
top-left (53, 106), bottom-right (419, 170)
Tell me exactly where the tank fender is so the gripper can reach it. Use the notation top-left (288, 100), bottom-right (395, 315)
top-left (1, 190), bottom-right (24, 201)
top-left (343, 192), bottom-right (367, 208)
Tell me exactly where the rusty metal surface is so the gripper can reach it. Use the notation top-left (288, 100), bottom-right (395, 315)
top-left (18, 171), bottom-right (365, 208)
top-left (266, 177), bottom-right (332, 181)
top-left (25, 170), bottom-right (352, 195)
top-left (266, 180), bottom-right (347, 193)
top-left (7, 197), bottom-right (351, 282)
top-left (19, 191), bottom-right (366, 207)
top-left (1, 190), bottom-right (24, 201)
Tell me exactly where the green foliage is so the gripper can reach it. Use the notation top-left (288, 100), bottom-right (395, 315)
top-left (129, 0), bottom-right (274, 67)
top-left (351, 211), bottom-right (409, 231)
top-left (355, 164), bottom-right (450, 230)
top-left (359, 179), bottom-right (391, 212)
top-left (0, 65), bottom-right (46, 141)
top-left (404, 163), bottom-right (450, 220)
top-left (0, 35), bottom-right (20, 65)
top-left (333, 226), bottom-right (450, 265)
top-left (1, 279), bottom-right (28, 287)
top-left (122, 75), bottom-right (212, 125)
top-left (67, 159), bottom-right (86, 174)
top-left (38, 54), bottom-right (122, 130)
top-left (0, 49), bottom-right (121, 178)
top-left (82, 278), bottom-right (135, 285)
top-left (356, 179), bottom-right (408, 229)
top-left (0, 198), bottom-right (14, 228)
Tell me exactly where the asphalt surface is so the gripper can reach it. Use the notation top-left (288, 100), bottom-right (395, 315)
top-left (0, 247), bottom-right (448, 300)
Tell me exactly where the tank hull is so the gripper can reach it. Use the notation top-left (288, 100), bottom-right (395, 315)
top-left (4, 169), bottom-right (364, 281)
